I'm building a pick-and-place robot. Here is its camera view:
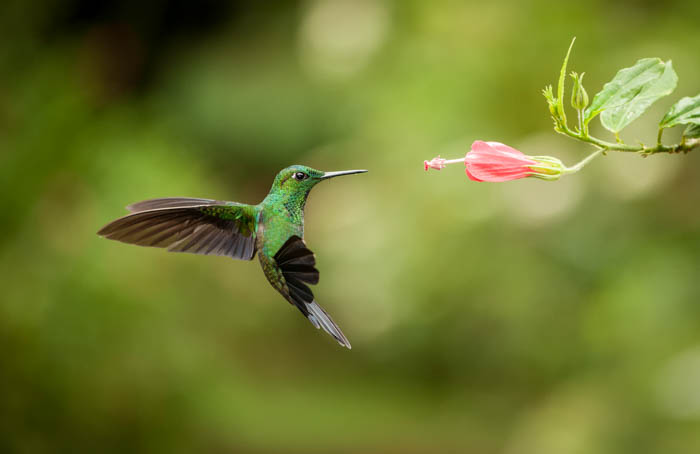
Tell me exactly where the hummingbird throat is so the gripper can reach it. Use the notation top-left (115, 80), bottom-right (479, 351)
top-left (281, 191), bottom-right (310, 224)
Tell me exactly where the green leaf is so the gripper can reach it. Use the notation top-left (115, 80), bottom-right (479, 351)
top-left (660, 94), bottom-right (700, 129)
top-left (584, 58), bottom-right (678, 133)
top-left (683, 123), bottom-right (700, 139)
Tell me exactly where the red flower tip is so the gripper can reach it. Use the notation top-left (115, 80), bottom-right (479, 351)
top-left (424, 156), bottom-right (447, 171)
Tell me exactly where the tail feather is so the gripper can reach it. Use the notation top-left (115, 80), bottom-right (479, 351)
top-left (305, 301), bottom-right (351, 349)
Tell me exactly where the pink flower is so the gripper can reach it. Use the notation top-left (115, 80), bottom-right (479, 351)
top-left (464, 141), bottom-right (537, 182)
top-left (423, 140), bottom-right (567, 182)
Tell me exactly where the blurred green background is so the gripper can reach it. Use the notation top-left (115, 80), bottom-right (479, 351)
top-left (2, 1), bottom-right (700, 453)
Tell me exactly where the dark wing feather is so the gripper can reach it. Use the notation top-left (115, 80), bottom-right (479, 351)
top-left (273, 236), bottom-right (350, 348)
top-left (98, 203), bottom-right (257, 260)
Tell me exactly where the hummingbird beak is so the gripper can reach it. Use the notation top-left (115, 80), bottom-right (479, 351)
top-left (321, 169), bottom-right (368, 180)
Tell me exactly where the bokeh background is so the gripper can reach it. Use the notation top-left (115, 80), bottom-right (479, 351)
top-left (2, 1), bottom-right (700, 453)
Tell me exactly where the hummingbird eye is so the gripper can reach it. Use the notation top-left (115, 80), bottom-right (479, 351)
top-left (292, 172), bottom-right (309, 181)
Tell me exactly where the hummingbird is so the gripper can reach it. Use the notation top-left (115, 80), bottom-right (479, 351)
top-left (97, 165), bottom-right (367, 349)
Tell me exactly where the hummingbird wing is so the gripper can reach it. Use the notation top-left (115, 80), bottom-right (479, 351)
top-left (97, 198), bottom-right (258, 260)
top-left (271, 235), bottom-right (351, 349)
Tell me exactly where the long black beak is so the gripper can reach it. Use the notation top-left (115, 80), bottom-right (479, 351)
top-left (321, 169), bottom-right (368, 180)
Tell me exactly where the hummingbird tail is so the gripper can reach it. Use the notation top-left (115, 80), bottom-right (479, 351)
top-left (272, 236), bottom-right (351, 349)
top-left (305, 301), bottom-right (352, 349)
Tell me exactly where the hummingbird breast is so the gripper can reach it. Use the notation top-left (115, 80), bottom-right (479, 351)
top-left (257, 202), bottom-right (305, 259)
top-left (256, 204), bottom-right (304, 296)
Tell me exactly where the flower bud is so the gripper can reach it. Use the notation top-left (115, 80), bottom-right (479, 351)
top-left (542, 85), bottom-right (559, 118)
top-left (464, 141), bottom-right (566, 182)
top-left (570, 71), bottom-right (589, 111)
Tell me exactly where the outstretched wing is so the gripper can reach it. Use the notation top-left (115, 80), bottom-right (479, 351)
top-left (271, 235), bottom-right (351, 348)
top-left (97, 197), bottom-right (258, 260)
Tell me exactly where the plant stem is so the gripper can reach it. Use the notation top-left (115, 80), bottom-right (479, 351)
top-left (564, 148), bottom-right (604, 174)
top-left (577, 109), bottom-right (583, 134)
top-left (555, 123), bottom-right (699, 155)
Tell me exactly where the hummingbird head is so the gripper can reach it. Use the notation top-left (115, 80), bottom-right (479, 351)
top-left (270, 165), bottom-right (368, 196)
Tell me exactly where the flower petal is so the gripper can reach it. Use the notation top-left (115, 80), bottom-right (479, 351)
top-left (485, 141), bottom-right (523, 156)
top-left (465, 140), bottom-right (536, 182)
top-left (466, 164), bottom-right (532, 182)
top-left (469, 141), bottom-right (535, 164)
top-left (465, 166), bottom-right (483, 181)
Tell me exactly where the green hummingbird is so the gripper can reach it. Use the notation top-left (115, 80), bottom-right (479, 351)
top-left (97, 165), bottom-right (367, 349)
